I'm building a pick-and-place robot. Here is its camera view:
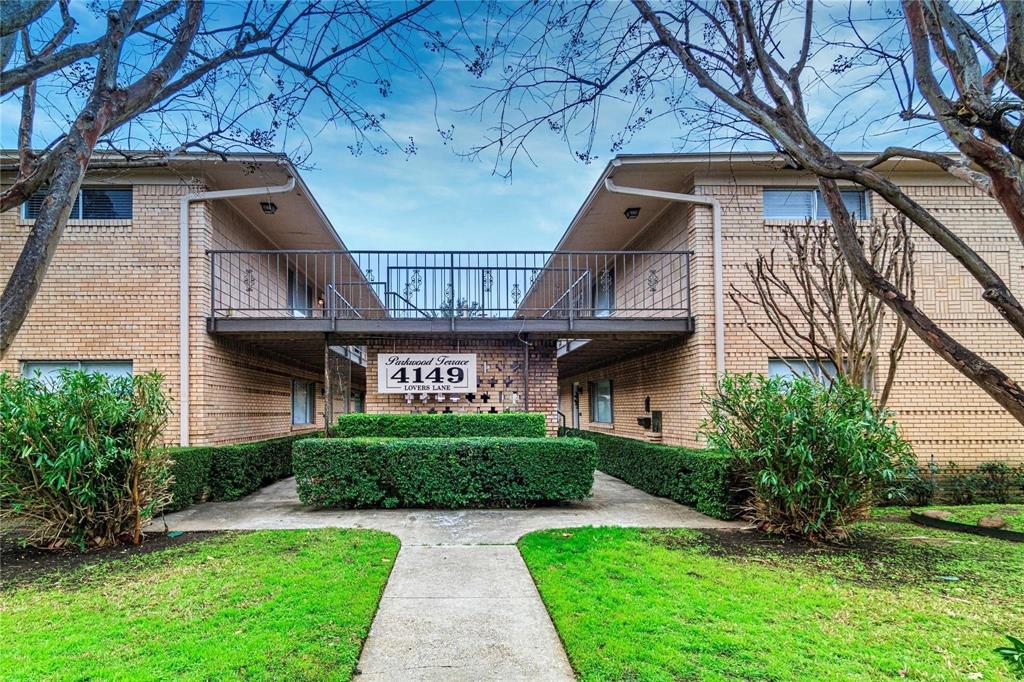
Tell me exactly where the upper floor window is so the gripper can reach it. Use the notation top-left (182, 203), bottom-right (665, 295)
top-left (592, 267), bottom-right (615, 317)
top-left (288, 268), bottom-right (314, 317)
top-left (762, 188), bottom-right (868, 221)
top-left (22, 187), bottom-right (133, 220)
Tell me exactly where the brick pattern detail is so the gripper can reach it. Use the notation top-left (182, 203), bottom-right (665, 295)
top-left (365, 338), bottom-right (559, 435)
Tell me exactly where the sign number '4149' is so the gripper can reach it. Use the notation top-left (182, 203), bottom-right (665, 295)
top-left (377, 353), bottom-right (477, 394)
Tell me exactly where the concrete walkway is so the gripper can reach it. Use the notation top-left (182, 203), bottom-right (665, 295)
top-left (159, 473), bottom-right (742, 680)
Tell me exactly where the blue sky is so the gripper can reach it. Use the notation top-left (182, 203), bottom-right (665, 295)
top-left (3, 1), bottom-right (944, 252)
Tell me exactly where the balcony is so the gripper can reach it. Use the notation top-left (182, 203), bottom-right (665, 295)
top-left (207, 250), bottom-right (693, 340)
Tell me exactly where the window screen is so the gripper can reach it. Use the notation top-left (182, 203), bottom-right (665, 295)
top-left (764, 188), bottom-right (869, 220)
top-left (292, 379), bottom-right (316, 425)
top-left (814, 190), bottom-right (868, 220)
top-left (768, 358), bottom-right (838, 382)
top-left (22, 187), bottom-right (132, 220)
top-left (22, 360), bottom-right (133, 385)
top-left (762, 188), bottom-right (815, 219)
top-left (82, 188), bottom-right (132, 219)
top-left (588, 379), bottom-right (613, 423)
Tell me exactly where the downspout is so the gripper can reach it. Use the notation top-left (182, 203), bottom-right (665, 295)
top-left (604, 175), bottom-right (725, 378)
top-left (178, 176), bottom-right (296, 445)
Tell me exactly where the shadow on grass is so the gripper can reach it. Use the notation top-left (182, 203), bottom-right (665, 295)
top-left (642, 519), bottom-right (1022, 600)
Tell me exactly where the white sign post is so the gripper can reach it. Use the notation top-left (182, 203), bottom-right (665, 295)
top-left (377, 353), bottom-right (477, 394)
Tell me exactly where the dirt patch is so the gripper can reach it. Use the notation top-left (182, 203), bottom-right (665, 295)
top-left (1, 531), bottom-right (220, 588)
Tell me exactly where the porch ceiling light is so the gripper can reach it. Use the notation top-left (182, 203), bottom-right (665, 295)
top-left (624, 206), bottom-right (641, 219)
top-left (260, 200), bottom-right (278, 215)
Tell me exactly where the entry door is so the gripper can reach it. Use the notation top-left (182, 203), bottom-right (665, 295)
top-left (571, 382), bottom-right (581, 429)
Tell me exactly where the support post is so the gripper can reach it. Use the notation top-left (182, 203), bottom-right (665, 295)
top-left (521, 333), bottom-right (530, 412)
top-left (324, 335), bottom-right (334, 435)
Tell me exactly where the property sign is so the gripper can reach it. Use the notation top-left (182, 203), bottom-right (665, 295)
top-left (377, 353), bottom-right (477, 393)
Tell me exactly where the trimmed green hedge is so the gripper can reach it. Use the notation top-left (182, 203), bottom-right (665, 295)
top-left (165, 446), bottom-right (216, 512)
top-left (165, 434), bottom-right (307, 511)
top-left (293, 436), bottom-right (597, 508)
top-left (560, 428), bottom-right (742, 519)
top-left (333, 412), bottom-right (546, 438)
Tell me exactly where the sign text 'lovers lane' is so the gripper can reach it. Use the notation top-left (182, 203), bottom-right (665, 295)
top-left (377, 353), bottom-right (477, 393)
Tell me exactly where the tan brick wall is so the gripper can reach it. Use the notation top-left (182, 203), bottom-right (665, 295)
top-left (1, 182), bottom-right (187, 441)
top-left (365, 338), bottom-right (559, 435)
top-left (1, 174), bottom-right (332, 446)
top-left (561, 174), bottom-right (1024, 467)
top-left (190, 198), bottom-right (329, 445)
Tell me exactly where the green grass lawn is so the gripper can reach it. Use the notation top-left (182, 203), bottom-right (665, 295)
top-left (520, 521), bottom-right (1024, 681)
top-left (1, 529), bottom-right (399, 681)
top-left (916, 504), bottom-right (1024, 532)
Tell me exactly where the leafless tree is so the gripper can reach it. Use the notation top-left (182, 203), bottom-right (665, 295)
top-left (730, 216), bottom-right (915, 407)
top-left (464, 0), bottom-right (1024, 425)
top-left (0, 0), bottom-right (451, 357)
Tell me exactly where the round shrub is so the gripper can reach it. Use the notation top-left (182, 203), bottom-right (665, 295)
top-left (0, 369), bottom-right (170, 548)
top-left (701, 373), bottom-right (913, 543)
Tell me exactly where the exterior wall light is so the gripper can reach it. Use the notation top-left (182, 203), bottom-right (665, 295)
top-left (260, 200), bottom-right (278, 214)
top-left (624, 206), bottom-right (641, 219)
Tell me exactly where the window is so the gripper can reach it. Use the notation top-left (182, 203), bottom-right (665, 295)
top-left (288, 268), bottom-right (314, 317)
top-left (762, 188), bottom-right (868, 221)
top-left (592, 268), bottom-right (615, 317)
top-left (292, 379), bottom-right (316, 425)
top-left (588, 379), bottom-right (613, 423)
top-left (768, 358), bottom-right (838, 383)
top-left (23, 187), bottom-right (132, 220)
top-left (22, 360), bottom-right (133, 386)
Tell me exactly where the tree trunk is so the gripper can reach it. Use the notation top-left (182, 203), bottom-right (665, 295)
top-left (1, 147), bottom-right (90, 358)
top-left (818, 179), bottom-right (1024, 426)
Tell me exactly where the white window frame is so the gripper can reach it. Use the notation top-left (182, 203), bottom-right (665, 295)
top-left (763, 188), bottom-right (869, 221)
top-left (22, 187), bottom-right (133, 220)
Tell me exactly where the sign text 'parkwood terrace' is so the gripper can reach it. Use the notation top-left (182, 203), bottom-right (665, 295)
top-left (377, 353), bottom-right (477, 393)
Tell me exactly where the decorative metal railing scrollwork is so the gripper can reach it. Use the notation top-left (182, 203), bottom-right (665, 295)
top-left (208, 250), bottom-right (693, 320)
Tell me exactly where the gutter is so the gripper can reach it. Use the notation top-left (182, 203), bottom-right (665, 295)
top-left (177, 175), bottom-right (296, 446)
top-left (604, 171), bottom-right (726, 379)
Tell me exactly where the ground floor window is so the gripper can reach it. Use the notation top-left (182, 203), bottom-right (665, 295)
top-left (21, 360), bottom-right (132, 386)
top-left (588, 379), bottom-right (613, 423)
top-left (351, 389), bottom-right (365, 413)
top-left (292, 379), bottom-right (316, 425)
top-left (768, 357), bottom-right (838, 383)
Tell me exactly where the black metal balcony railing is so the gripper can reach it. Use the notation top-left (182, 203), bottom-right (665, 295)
top-left (208, 250), bottom-right (693, 321)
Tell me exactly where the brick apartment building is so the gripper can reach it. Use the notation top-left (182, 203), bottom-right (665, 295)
top-left (2, 151), bottom-right (1021, 466)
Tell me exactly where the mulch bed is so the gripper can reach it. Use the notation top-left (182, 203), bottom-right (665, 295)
top-left (1, 531), bottom-right (219, 588)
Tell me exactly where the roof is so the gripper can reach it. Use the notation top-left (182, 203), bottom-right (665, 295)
top-left (0, 150), bottom-right (345, 251)
top-left (555, 151), bottom-right (961, 251)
